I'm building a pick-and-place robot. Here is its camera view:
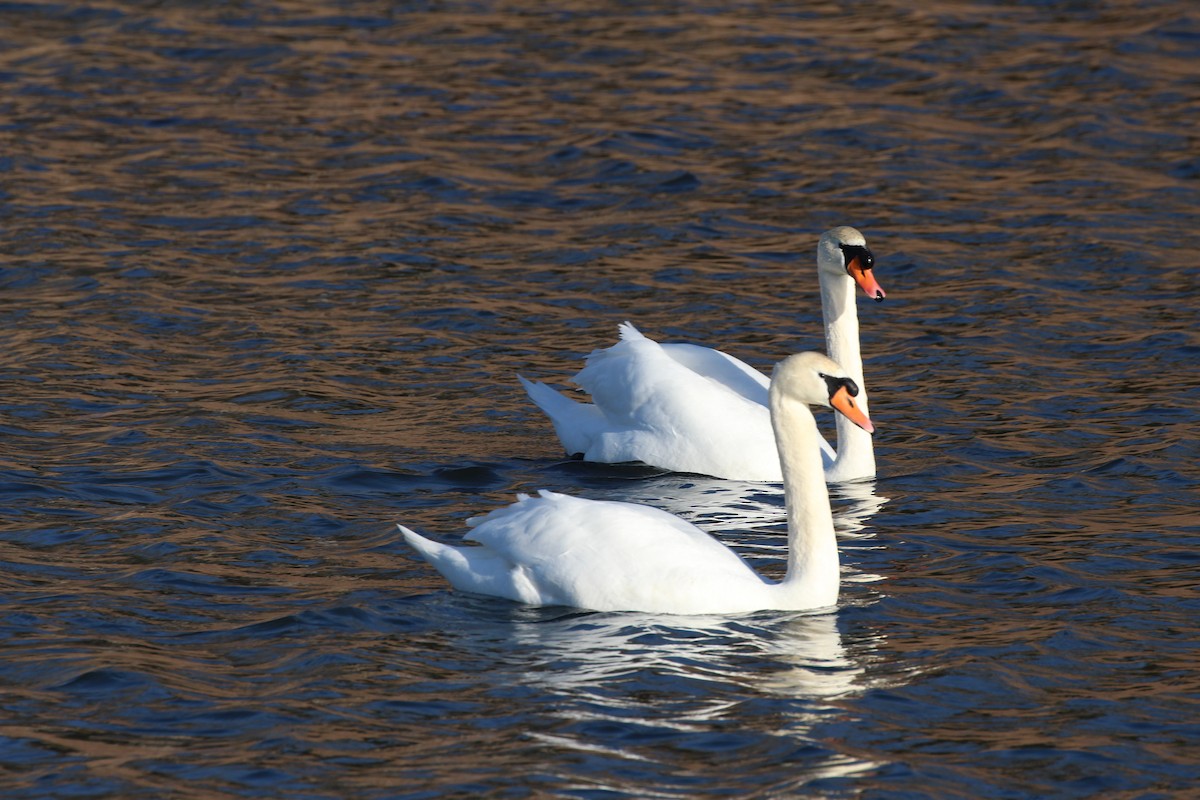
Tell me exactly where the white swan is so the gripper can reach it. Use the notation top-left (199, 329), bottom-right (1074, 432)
top-left (399, 351), bottom-right (874, 614)
top-left (519, 226), bottom-right (884, 482)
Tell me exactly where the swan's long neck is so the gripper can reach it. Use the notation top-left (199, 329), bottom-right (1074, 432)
top-left (818, 270), bottom-right (875, 481)
top-left (770, 391), bottom-right (840, 608)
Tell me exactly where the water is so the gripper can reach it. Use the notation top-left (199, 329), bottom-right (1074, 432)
top-left (2, 1), bottom-right (1198, 797)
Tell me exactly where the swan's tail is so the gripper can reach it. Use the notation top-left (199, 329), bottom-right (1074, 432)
top-left (398, 524), bottom-right (457, 566)
top-left (518, 375), bottom-right (606, 456)
top-left (398, 523), bottom-right (492, 584)
top-left (397, 523), bottom-right (528, 603)
top-left (617, 321), bottom-right (644, 341)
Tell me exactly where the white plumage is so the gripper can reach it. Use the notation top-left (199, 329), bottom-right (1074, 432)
top-left (400, 351), bottom-right (875, 615)
top-left (519, 226), bottom-right (885, 482)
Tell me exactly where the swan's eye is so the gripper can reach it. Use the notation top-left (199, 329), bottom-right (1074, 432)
top-left (840, 244), bottom-right (874, 271)
top-left (820, 374), bottom-right (860, 399)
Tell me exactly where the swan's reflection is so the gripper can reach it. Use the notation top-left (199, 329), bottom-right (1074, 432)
top-left (584, 474), bottom-right (890, 585)
top-left (582, 474), bottom-right (887, 534)
top-left (494, 607), bottom-right (890, 786)
top-left (828, 479), bottom-right (891, 586)
top-left (828, 478), bottom-right (890, 538)
top-left (508, 608), bottom-right (860, 701)
top-left (586, 475), bottom-right (787, 532)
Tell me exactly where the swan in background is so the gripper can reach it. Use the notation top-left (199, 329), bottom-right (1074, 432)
top-left (399, 351), bottom-right (874, 614)
top-left (519, 225), bottom-right (885, 482)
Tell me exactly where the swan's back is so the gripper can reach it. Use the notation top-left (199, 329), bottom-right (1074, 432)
top-left (464, 490), bottom-right (772, 613)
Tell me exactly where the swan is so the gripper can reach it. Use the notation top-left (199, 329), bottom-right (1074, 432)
top-left (519, 226), bottom-right (885, 482)
top-left (399, 351), bottom-right (874, 614)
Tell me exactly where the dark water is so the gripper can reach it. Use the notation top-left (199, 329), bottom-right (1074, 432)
top-left (2, 1), bottom-right (1198, 797)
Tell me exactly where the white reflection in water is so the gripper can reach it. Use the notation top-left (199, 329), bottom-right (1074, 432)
top-left (589, 475), bottom-right (886, 532)
top-left (593, 475), bottom-right (788, 532)
top-left (829, 479), bottom-right (891, 585)
top-left (510, 610), bottom-right (857, 700)
top-left (590, 475), bottom-right (890, 582)
top-left (506, 609), bottom-right (890, 788)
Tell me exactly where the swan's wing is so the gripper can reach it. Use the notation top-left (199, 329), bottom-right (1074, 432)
top-left (578, 322), bottom-right (767, 407)
top-left (520, 323), bottom-right (833, 479)
top-left (464, 490), bottom-right (764, 612)
top-left (657, 342), bottom-right (769, 405)
top-left (654, 337), bottom-right (836, 467)
top-left (569, 324), bottom-right (781, 480)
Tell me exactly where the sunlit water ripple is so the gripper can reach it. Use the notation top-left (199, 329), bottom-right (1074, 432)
top-left (1, 1), bottom-right (1198, 797)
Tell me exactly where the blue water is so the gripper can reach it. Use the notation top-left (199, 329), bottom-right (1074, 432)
top-left (2, 1), bottom-right (1198, 797)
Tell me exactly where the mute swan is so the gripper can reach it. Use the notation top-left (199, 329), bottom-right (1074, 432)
top-left (399, 351), bottom-right (873, 614)
top-left (519, 226), bottom-right (884, 482)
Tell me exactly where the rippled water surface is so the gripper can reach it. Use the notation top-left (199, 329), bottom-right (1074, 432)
top-left (2, 1), bottom-right (1198, 797)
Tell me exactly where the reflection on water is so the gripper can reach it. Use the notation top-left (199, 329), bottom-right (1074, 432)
top-left (501, 608), bottom-right (889, 793)
top-left (1, 0), bottom-right (1198, 797)
top-left (580, 474), bottom-right (890, 584)
top-left (557, 470), bottom-right (887, 534)
top-left (512, 609), bottom-right (863, 700)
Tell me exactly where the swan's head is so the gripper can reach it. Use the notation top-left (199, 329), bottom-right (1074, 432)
top-left (772, 352), bottom-right (875, 433)
top-left (818, 226), bottom-right (886, 303)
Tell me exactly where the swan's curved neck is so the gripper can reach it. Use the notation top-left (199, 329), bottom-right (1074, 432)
top-left (770, 391), bottom-right (839, 607)
top-left (818, 270), bottom-right (875, 480)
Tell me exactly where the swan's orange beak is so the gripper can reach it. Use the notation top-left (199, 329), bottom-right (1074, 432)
top-left (830, 386), bottom-right (874, 433)
top-left (847, 255), bottom-right (886, 302)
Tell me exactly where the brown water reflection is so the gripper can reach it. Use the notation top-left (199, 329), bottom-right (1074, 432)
top-left (1, 0), bottom-right (1198, 797)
